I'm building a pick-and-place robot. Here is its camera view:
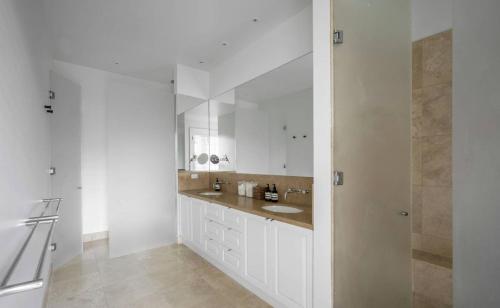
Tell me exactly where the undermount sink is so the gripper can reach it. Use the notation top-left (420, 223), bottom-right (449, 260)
top-left (262, 204), bottom-right (303, 214)
top-left (199, 191), bottom-right (223, 196)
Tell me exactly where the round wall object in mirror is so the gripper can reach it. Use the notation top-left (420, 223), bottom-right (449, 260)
top-left (197, 153), bottom-right (209, 165)
top-left (210, 154), bottom-right (220, 164)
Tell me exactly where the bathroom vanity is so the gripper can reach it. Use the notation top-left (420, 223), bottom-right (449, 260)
top-left (178, 191), bottom-right (312, 308)
top-left (176, 53), bottom-right (314, 307)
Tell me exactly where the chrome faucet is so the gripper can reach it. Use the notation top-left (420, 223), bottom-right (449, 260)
top-left (284, 187), bottom-right (310, 200)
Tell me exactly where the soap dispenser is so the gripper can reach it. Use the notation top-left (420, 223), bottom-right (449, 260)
top-left (213, 178), bottom-right (221, 191)
top-left (271, 184), bottom-right (279, 202)
top-left (265, 184), bottom-right (271, 201)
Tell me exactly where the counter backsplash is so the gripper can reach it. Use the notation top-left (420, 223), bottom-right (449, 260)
top-left (178, 171), bottom-right (313, 207)
top-left (212, 172), bottom-right (313, 207)
top-left (178, 170), bottom-right (210, 191)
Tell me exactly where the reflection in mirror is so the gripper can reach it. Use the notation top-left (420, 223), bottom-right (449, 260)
top-left (176, 100), bottom-right (209, 171)
top-left (209, 90), bottom-right (236, 171)
top-left (210, 53), bottom-right (313, 177)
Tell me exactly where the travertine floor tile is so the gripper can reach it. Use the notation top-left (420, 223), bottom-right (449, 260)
top-left (52, 259), bottom-right (99, 283)
top-left (48, 240), bottom-right (270, 308)
top-left (48, 272), bottom-right (103, 301)
top-left (48, 288), bottom-right (108, 308)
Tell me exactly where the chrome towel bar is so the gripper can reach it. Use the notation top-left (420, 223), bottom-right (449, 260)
top-left (0, 198), bottom-right (62, 297)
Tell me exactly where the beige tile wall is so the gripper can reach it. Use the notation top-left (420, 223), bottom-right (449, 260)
top-left (209, 172), bottom-right (313, 208)
top-left (412, 30), bottom-right (453, 307)
top-left (177, 170), bottom-right (210, 191)
top-left (177, 170), bottom-right (313, 208)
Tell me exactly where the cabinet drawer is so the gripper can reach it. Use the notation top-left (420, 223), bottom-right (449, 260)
top-left (204, 219), bottom-right (223, 243)
top-left (205, 203), bottom-right (222, 222)
top-left (222, 247), bottom-right (242, 273)
top-left (222, 207), bottom-right (243, 232)
top-left (222, 228), bottom-right (242, 253)
top-left (205, 238), bottom-right (221, 260)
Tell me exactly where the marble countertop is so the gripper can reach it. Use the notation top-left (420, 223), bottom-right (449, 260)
top-left (179, 189), bottom-right (313, 230)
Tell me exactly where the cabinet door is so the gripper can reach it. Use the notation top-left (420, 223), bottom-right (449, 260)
top-left (222, 247), bottom-right (243, 274)
top-left (179, 195), bottom-right (191, 244)
top-left (205, 202), bottom-right (222, 222)
top-left (205, 238), bottom-right (222, 261)
top-left (222, 207), bottom-right (243, 232)
top-left (243, 213), bottom-right (272, 292)
top-left (222, 227), bottom-right (242, 253)
top-left (271, 221), bottom-right (312, 308)
top-left (190, 199), bottom-right (205, 250)
top-left (204, 219), bottom-right (223, 243)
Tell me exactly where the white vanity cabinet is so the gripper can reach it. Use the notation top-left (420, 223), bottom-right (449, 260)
top-left (270, 219), bottom-right (313, 308)
top-left (242, 212), bottom-right (313, 308)
top-left (178, 194), bottom-right (312, 308)
top-left (178, 194), bottom-right (191, 244)
top-left (243, 213), bottom-right (273, 291)
top-left (190, 198), bottom-right (205, 250)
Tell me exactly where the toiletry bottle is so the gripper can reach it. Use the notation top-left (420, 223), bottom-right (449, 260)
top-left (271, 184), bottom-right (279, 202)
top-left (265, 184), bottom-right (271, 201)
top-left (238, 181), bottom-right (246, 196)
top-left (214, 178), bottom-right (221, 191)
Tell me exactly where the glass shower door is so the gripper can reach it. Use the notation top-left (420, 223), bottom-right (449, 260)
top-left (332, 0), bottom-right (412, 307)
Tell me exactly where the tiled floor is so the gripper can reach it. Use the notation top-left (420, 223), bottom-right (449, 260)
top-left (47, 240), bottom-right (271, 308)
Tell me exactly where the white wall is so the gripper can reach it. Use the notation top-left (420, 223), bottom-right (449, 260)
top-left (51, 61), bottom-right (109, 235)
top-left (107, 76), bottom-right (176, 257)
top-left (52, 61), bottom-right (178, 253)
top-left (312, 0), bottom-right (333, 306)
top-left (411, 0), bottom-right (452, 41)
top-left (0, 0), bottom-right (51, 307)
top-left (53, 61), bottom-right (177, 257)
top-left (453, 0), bottom-right (500, 306)
top-left (175, 64), bottom-right (210, 100)
top-left (177, 113), bottom-right (186, 169)
top-left (210, 5), bottom-right (312, 97)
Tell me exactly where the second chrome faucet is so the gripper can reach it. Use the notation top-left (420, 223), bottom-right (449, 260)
top-left (284, 187), bottom-right (310, 200)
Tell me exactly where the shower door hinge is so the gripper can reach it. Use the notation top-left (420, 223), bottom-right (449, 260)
top-left (49, 90), bottom-right (55, 100)
top-left (49, 167), bottom-right (56, 175)
top-left (333, 171), bottom-right (344, 186)
top-left (333, 30), bottom-right (344, 45)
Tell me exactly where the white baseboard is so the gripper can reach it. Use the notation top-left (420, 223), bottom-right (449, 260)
top-left (82, 231), bottom-right (108, 243)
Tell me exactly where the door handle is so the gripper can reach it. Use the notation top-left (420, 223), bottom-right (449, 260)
top-left (399, 211), bottom-right (409, 216)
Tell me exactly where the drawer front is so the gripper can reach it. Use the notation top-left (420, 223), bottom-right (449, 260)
top-left (205, 203), bottom-right (222, 222)
top-left (222, 208), bottom-right (243, 232)
top-left (222, 248), bottom-right (242, 273)
top-left (204, 219), bottom-right (223, 243)
top-left (222, 228), bottom-right (242, 253)
top-left (205, 238), bottom-right (221, 260)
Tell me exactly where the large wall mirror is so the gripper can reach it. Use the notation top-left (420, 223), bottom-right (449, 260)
top-left (209, 53), bottom-right (313, 177)
top-left (176, 100), bottom-right (209, 171)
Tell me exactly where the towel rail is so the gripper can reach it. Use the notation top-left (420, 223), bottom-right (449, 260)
top-left (0, 198), bottom-right (62, 297)
top-left (0, 224), bottom-right (39, 287)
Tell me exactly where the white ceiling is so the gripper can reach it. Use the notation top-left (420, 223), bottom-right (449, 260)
top-left (44, 0), bottom-right (311, 83)
top-left (235, 53), bottom-right (313, 103)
